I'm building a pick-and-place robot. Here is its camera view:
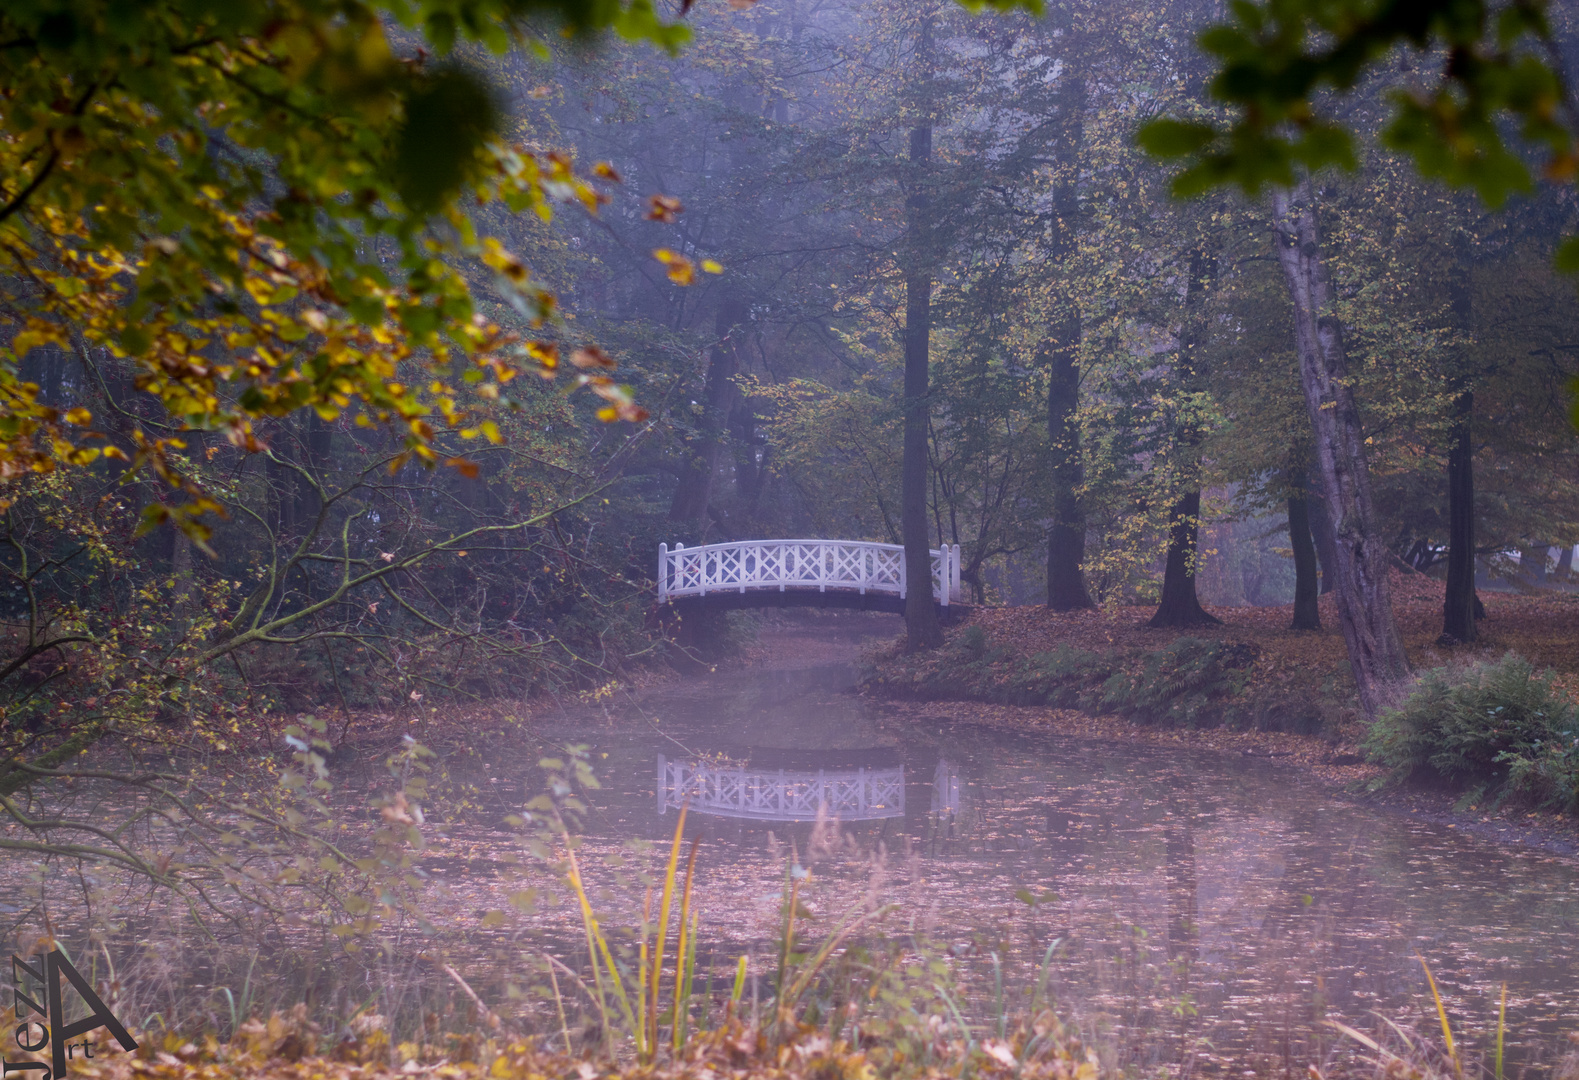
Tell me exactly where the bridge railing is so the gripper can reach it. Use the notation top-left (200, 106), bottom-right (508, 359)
top-left (657, 755), bottom-right (905, 821)
top-left (657, 539), bottom-right (962, 605)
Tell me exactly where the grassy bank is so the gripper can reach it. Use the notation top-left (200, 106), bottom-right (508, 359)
top-left (77, 1004), bottom-right (1571, 1080)
top-left (864, 573), bottom-right (1579, 739)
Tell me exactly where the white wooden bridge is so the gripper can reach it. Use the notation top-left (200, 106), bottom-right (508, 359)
top-left (656, 539), bottom-right (962, 613)
top-left (656, 754), bottom-right (905, 822)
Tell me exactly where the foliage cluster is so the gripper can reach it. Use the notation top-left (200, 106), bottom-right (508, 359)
top-left (0, 0), bottom-right (681, 528)
top-left (867, 627), bottom-right (1308, 732)
top-left (1362, 652), bottom-right (1579, 811)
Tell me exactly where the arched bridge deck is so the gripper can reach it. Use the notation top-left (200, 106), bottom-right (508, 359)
top-left (656, 539), bottom-right (963, 615)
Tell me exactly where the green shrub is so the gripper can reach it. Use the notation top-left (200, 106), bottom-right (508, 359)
top-left (1098, 637), bottom-right (1257, 727)
top-left (1010, 645), bottom-right (1114, 708)
top-left (1363, 653), bottom-right (1579, 809)
top-left (958, 623), bottom-right (991, 660)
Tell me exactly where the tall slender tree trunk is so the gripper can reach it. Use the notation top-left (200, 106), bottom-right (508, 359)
top-left (1442, 391), bottom-right (1478, 642)
top-left (1150, 248), bottom-right (1219, 628)
top-left (669, 298), bottom-right (748, 535)
top-left (903, 117), bottom-right (943, 650)
top-left (1046, 315), bottom-right (1093, 610)
top-left (293, 411), bottom-right (334, 528)
top-left (1271, 180), bottom-right (1411, 718)
top-left (1442, 240), bottom-right (1478, 642)
top-left (1307, 466), bottom-right (1339, 595)
top-left (731, 391), bottom-right (765, 515)
top-left (1287, 477), bottom-right (1321, 630)
top-left (1044, 59), bottom-right (1092, 612)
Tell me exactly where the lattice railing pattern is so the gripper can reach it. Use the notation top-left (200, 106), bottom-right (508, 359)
top-left (657, 539), bottom-right (961, 604)
top-left (656, 755), bottom-right (906, 821)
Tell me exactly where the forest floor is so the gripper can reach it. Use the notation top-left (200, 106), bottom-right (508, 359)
top-left (862, 569), bottom-right (1579, 846)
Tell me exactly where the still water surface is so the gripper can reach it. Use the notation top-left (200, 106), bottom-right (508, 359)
top-left (500, 618), bottom-right (1578, 1074)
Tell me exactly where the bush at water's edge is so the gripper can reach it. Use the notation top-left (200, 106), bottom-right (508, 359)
top-left (862, 624), bottom-right (1344, 735)
top-left (1363, 652), bottom-right (1579, 811)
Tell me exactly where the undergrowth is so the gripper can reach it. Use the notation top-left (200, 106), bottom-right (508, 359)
top-left (865, 627), bottom-right (1331, 733)
top-left (1363, 652), bottom-right (1579, 810)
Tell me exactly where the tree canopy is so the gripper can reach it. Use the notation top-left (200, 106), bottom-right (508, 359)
top-left (0, 0), bottom-right (691, 537)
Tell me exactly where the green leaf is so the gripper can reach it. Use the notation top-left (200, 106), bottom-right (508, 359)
top-left (955, 0), bottom-right (1044, 13)
top-left (424, 11), bottom-right (457, 54)
top-left (1135, 119), bottom-right (1217, 158)
top-left (393, 65), bottom-right (502, 214)
top-left (1553, 237), bottom-right (1579, 274)
top-left (119, 324), bottom-right (151, 356)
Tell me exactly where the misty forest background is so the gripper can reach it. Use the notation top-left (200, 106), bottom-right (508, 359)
top-left (9, 0), bottom-right (1579, 736)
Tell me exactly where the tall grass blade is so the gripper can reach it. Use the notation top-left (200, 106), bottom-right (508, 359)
top-left (673, 836), bottom-right (700, 1052)
top-left (562, 842), bottom-right (635, 1053)
top-left (546, 956), bottom-right (572, 1054)
top-left (650, 806), bottom-right (688, 1054)
top-left (1495, 982), bottom-right (1507, 1080)
top-left (783, 903), bottom-right (896, 1011)
top-left (730, 955), bottom-right (748, 1009)
top-left (1417, 956), bottom-right (1459, 1078)
top-left (992, 951), bottom-right (1006, 1040)
top-left (1030, 937), bottom-right (1063, 1014)
top-left (776, 860), bottom-right (801, 1013)
top-left (934, 982), bottom-right (975, 1048)
top-left (1325, 1019), bottom-right (1386, 1056)
top-left (637, 886), bottom-right (653, 1058)
top-left (680, 909), bottom-right (700, 1046)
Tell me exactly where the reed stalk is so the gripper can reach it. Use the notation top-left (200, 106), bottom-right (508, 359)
top-left (561, 841), bottom-right (637, 1055)
top-left (1496, 982), bottom-right (1507, 1080)
top-left (647, 808), bottom-right (685, 1054)
top-left (673, 837), bottom-right (700, 1052)
top-left (637, 886), bottom-right (652, 1057)
top-left (776, 861), bottom-right (801, 1016)
top-left (1418, 956), bottom-right (1460, 1078)
top-left (730, 955), bottom-right (748, 1012)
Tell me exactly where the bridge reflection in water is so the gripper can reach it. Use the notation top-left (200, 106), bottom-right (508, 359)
top-left (656, 750), bottom-right (906, 822)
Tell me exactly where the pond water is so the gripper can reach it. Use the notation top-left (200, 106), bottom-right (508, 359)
top-left (455, 615), bottom-right (1579, 1075)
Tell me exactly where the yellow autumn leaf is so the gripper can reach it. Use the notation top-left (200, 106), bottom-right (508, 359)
top-left (652, 248), bottom-right (696, 285)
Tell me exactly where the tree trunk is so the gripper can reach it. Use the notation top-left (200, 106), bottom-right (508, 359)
top-left (291, 411), bottom-right (335, 528)
top-left (1271, 180), bottom-right (1411, 718)
top-left (1045, 312), bottom-right (1093, 610)
top-left (1150, 248), bottom-right (1218, 628)
top-left (1149, 490), bottom-right (1221, 627)
top-left (1307, 466), bottom-right (1338, 595)
top-left (669, 298), bottom-right (748, 535)
top-left (267, 420), bottom-right (296, 541)
top-left (1043, 61), bottom-right (1092, 612)
top-left (731, 391), bottom-right (765, 514)
top-left (1288, 481), bottom-right (1321, 631)
top-left (1442, 391), bottom-right (1478, 642)
top-left (903, 118), bottom-right (943, 651)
